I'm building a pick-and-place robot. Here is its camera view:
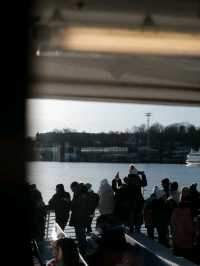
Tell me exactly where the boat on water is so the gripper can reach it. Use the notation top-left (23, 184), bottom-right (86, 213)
top-left (186, 149), bottom-right (200, 165)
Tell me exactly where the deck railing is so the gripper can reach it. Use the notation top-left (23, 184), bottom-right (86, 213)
top-left (44, 208), bottom-right (197, 266)
top-left (44, 208), bottom-right (148, 240)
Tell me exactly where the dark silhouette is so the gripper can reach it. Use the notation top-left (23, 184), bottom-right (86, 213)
top-left (86, 183), bottom-right (99, 234)
top-left (113, 177), bottom-right (130, 225)
top-left (127, 165), bottom-right (147, 233)
top-left (189, 183), bottom-right (200, 217)
top-left (29, 184), bottom-right (46, 240)
top-left (69, 183), bottom-right (91, 255)
top-left (87, 214), bottom-right (144, 266)
top-left (49, 184), bottom-right (71, 230)
top-left (171, 188), bottom-right (194, 262)
top-left (70, 181), bottom-right (80, 199)
top-left (161, 178), bottom-right (170, 198)
top-left (47, 237), bottom-right (82, 266)
top-left (112, 171), bottom-right (122, 195)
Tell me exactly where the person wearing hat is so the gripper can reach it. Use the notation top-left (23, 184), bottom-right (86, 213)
top-left (48, 184), bottom-right (71, 230)
top-left (127, 164), bottom-right (147, 233)
top-left (112, 171), bottom-right (122, 196)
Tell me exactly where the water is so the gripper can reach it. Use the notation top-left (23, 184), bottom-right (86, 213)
top-left (27, 162), bottom-right (200, 204)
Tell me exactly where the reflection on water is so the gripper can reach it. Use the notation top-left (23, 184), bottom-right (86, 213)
top-left (27, 162), bottom-right (200, 204)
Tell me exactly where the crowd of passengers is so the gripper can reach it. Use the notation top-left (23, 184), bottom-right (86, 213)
top-left (29, 164), bottom-right (200, 265)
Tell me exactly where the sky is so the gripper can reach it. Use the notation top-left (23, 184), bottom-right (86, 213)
top-left (26, 99), bottom-right (200, 137)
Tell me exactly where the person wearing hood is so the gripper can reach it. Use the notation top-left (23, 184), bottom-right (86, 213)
top-left (127, 164), bottom-right (147, 233)
top-left (98, 179), bottom-right (114, 215)
top-left (112, 171), bottom-right (122, 195)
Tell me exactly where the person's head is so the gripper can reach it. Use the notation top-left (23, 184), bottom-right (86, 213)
top-left (70, 182), bottom-right (79, 193)
top-left (99, 179), bottom-right (111, 193)
top-left (171, 181), bottom-right (178, 192)
top-left (85, 183), bottom-right (92, 192)
top-left (100, 179), bottom-right (108, 186)
top-left (190, 183), bottom-right (198, 192)
top-left (52, 238), bottom-right (80, 266)
top-left (181, 187), bottom-right (190, 202)
top-left (161, 178), bottom-right (170, 190)
top-left (79, 183), bottom-right (87, 193)
top-left (31, 184), bottom-right (37, 190)
top-left (56, 184), bottom-right (65, 193)
top-left (128, 164), bottom-right (138, 175)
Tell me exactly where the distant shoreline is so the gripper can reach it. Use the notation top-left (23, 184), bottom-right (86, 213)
top-left (27, 159), bottom-right (186, 164)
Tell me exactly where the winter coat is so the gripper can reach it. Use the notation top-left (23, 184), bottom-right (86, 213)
top-left (171, 206), bottom-right (194, 249)
top-left (49, 191), bottom-right (71, 221)
top-left (87, 191), bottom-right (99, 215)
top-left (98, 181), bottom-right (114, 215)
top-left (127, 173), bottom-right (146, 212)
top-left (69, 192), bottom-right (91, 227)
top-left (112, 178), bottom-right (122, 193)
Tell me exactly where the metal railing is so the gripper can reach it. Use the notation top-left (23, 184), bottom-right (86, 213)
top-left (44, 208), bottom-right (149, 240)
top-left (44, 209), bottom-right (197, 266)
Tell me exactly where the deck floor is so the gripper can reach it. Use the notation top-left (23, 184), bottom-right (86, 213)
top-left (41, 210), bottom-right (198, 266)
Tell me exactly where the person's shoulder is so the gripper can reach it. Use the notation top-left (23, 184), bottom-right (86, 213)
top-left (64, 191), bottom-right (70, 197)
top-left (49, 193), bottom-right (57, 200)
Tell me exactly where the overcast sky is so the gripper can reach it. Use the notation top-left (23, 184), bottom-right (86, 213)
top-left (26, 99), bottom-right (200, 137)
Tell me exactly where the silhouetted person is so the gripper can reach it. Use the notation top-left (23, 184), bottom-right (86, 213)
top-left (88, 214), bottom-right (144, 266)
top-left (49, 184), bottom-right (71, 230)
top-left (70, 181), bottom-right (80, 200)
top-left (166, 182), bottom-right (180, 236)
top-left (98, 179), bottom-right (114, 215)
top-left (127, 164), bottom-right (147, 232)
top-left (113, 177), bottom-right (129, 225)
top-left (161, 178), bottom-right (170, 198)
top-left (190, 183), bottom-right (200, 217)
top-left (151, 187), bottom-right (169, 247)
top-left (171, 187), bottom-right (194, 262)
top-left (86, 183), bottom-right (99, 234)
top-left (170, 181), bottom-right (180, 205)
top-left (112, 172), bottom-right (122, 196)
top-left (69, 183), bottom-right (91, 255)
top-left (29, 184), bottom-right (46, 240)
top-left (47, 237), bottom-right (83, 266)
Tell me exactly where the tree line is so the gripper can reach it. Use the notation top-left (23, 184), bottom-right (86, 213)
top-left (26, 123), bottom-right (200, 153)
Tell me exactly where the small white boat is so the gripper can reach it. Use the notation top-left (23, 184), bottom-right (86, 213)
top-left (186, 149), bottom-right (200, 165)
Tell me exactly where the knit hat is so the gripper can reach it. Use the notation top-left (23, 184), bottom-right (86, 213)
top-left (129, 164), bottom-right (138, 175)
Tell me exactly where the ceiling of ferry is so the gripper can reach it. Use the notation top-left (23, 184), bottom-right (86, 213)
top-left (29, 0), bottom-right (200, 105)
